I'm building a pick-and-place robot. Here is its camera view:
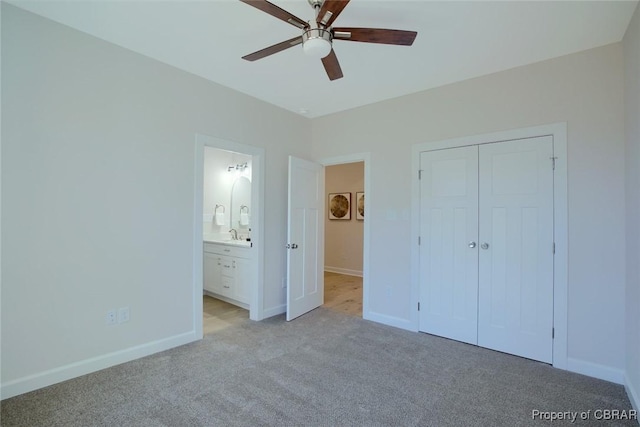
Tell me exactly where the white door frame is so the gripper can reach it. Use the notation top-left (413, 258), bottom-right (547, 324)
top-left (411, 123), bottom-right (568, 370)
top-left (193, 133), bottom-right (266, 339)
top-left (319, 153), bottom-right (371, 320)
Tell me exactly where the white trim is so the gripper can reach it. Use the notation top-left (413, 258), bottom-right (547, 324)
top-left (193, 139), bottom-right (205, 339)
top-left (567, 358), bottom-right (625, 385)
top-left (625, 374), bottom-right (640, 412)
top-left (324, 266), bottom-right (363, 277)
top-left (318, 153), bottom-right (371, 320)
top-left (195, 134), bottom-right (266, 322)
top-left (411, 123), bottom-right (568, 370)
top-left (262, 304), bottom-right (286, 319)
top-left (1, 331), bottom-right (197, 400)
top-left (365, 311), bottom-right (416, 332)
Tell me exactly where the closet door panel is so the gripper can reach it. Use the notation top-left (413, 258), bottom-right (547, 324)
top-left (477, 136), bottom-right (554, 363)
top-left (419, 146), bottom-right (479, 345)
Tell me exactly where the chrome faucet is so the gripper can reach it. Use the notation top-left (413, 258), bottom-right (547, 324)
top-left (229, 229), bottom-right (238, 240)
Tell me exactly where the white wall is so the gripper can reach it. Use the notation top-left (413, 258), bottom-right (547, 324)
top-left (2, 0), bottom-right (636, 402)
top-left (0, 0), bottom-right (4, 400)
top-left (325, 162), bottom-right (364, 276)
top-left (1, 4), bottom-right (311, 397)
top-left (311, 43), bottom-right (627, 380)
top-left (203, 147), bottom-right (251, 238)
top-left (624, 2), bottom-right (640, 411)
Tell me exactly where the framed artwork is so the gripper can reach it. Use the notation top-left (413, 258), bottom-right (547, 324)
top-left (356, 192), bottom-right (365, 220)
top-left (328, 193), bottom-right (351, 220)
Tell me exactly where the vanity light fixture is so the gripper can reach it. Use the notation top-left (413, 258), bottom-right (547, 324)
top-left (228, 163), bottom-right (248, 172)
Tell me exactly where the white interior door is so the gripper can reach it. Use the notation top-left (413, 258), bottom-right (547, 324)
top-left (418, 146), bottom-right (479, 345)
top-left (477, 136), bottom-right (554, 363)
top-left (286, 156), bottom-right (324, 321)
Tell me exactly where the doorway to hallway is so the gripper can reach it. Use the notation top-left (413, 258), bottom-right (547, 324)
top-left (322, 162), bottom-right (365, 318)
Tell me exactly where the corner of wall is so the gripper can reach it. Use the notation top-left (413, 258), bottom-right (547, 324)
top-left (626, 373), bottom-right (640, 412)
top-left (567, 358), bottom-right (625, 385)
top-left (624, 0), bottom-right (640, 417)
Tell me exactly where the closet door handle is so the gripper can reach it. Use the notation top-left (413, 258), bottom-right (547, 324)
top-left (468, 241), bottom-right (477, 248)
top-left (481, 243), bottom-right (490, 250)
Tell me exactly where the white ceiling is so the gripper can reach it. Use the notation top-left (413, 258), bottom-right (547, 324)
top-left (9, 0), bottom-right (639, 118)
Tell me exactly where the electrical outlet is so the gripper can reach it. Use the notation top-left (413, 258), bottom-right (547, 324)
top-left (106, 310), bottom-right (116, 325)
top-left (118, 307), bottom-right (130, 324)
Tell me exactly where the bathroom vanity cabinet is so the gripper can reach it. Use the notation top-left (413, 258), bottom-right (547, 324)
top-left (203, 242), bottom-right (251, 308)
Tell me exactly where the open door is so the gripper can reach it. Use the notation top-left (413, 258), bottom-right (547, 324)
top-left (286, 156), bottom-right (324, 321)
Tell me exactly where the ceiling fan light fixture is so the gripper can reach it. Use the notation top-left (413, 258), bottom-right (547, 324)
top-left (302, 28), bottom-right (332, 58)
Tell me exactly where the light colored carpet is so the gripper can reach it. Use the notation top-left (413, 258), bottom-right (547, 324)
top-left (1, 308), bottom-right (635, 426)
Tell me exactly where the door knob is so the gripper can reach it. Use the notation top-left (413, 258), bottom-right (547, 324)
top-left (468, 241), bottom-right (477, 248)
top-left (481, 243), bottom-right (490, 250)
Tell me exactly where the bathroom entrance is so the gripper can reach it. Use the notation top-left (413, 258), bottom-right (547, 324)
top-left (202, 146), bottom-right (252, 333)
top-left (194, 134), bottom-right (265, 336)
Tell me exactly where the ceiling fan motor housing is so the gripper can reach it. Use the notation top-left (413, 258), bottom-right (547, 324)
top-left (302, 27), bottom-right (333, 58)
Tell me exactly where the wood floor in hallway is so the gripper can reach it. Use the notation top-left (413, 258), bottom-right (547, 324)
top-left (323, 271), bottom-right (363, 317)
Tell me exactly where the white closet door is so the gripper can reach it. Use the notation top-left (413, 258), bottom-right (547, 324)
top-left (419, 146), bottom-right (479, 345)
top-left (477, 136), bottom-right (554, 363)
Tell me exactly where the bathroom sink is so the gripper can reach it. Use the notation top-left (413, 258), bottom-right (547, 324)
top-left (203, 235), bottom-right (251, 247)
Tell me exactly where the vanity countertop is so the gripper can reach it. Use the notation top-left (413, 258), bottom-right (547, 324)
top-left (203, 238), bottom-right (252, 248)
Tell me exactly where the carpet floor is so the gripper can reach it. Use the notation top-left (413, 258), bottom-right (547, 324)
top-left (1, 308), bottom-right (636, 426)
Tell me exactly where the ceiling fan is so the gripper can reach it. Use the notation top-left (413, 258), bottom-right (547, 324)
top-left (240, 0), bottom-right (418, 81)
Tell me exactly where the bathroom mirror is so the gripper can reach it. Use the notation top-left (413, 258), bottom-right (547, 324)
top-left (230, 176), bottom-right (251, 229)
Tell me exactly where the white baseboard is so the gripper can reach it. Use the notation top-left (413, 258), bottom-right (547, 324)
top-left (365, 311), bottom-right (417, 332)
top-left (262, 304), bottom-right (285, 319)
top-left (567, 357), bottom-right (625, 384)
top-left (1, 331), bottom-right (198, 400)
top-left (626, 373), bottom-right (640, 414)
top-left (324, 266), bottom-right (363, 277)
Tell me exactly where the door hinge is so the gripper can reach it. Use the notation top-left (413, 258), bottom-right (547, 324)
top-left (418, 302), bottom-right (420, 311)
top-left (553, 242), bottom-right (556, 254)
top-left (551, 157), bottom-right (557, 170)
top-left (418, 169), bottom-right (423, 180)
top-left (418, 236), bottom-right (421, 246)
top-left (552, 328), bottom-right (555, 339)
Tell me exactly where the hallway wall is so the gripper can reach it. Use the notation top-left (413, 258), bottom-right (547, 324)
top-left (324, 162), bottom-right (364, 276)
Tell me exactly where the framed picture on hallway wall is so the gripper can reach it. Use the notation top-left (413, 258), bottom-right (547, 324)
top-left (356, 192), bottom-right (364, 220)
top-left (328, 193), bottom-right (351, 220)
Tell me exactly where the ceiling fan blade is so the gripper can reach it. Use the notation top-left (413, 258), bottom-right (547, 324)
top-left (333, 27), bottom-right (417, 46)
top-left (239, 0), bottom-right (309, 29)
top-left (321, 49), bottom-right (343, 81)
top-left (316, 0), bottom-right (350, 28)
top-left (242, 36), bottom-right (303, 61)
